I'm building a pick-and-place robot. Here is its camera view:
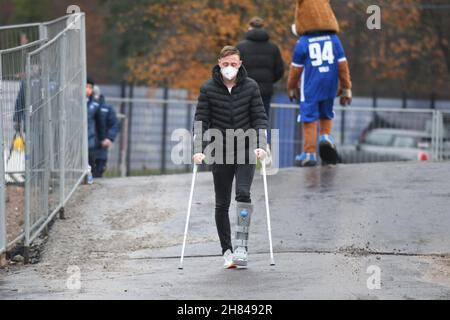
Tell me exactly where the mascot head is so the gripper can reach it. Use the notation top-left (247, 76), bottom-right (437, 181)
top-left (292, 0), bottom-right (340, 36)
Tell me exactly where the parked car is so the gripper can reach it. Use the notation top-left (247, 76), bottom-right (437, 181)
top-left (338, 128), bottom-right (433, 164)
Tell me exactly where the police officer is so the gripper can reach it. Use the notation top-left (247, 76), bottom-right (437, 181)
top-left (86, 78), bottom-right (106, 183)
top-left (93, 85), bottom-right (121, 178)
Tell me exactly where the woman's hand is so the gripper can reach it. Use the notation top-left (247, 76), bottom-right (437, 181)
top-left (254, 148), bottom-right (267, 160)
top-left (192, 153), bottom-right (206, 165)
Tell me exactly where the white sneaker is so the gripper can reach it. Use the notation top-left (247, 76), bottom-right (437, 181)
top-left (86, 166), bottom-right (94, 185)
top-left (232, 247), bottom-right (248, 267)
top-left (223, 250), bottom-right (236, 269)
top-left (87, 172), bottom-right (94, 185)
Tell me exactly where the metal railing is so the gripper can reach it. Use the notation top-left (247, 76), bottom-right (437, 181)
top-left (101, 98), bottom-right (448, 176)
top-left (0, 14), bottom-right (88, 261)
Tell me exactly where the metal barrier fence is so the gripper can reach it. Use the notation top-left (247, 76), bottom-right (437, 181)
top-left (0, 40), bottom-right (46, 185)
top-left (0, 14), bottom-right (88, 262)
top-left (0, 16), bottom-right (72, 51)
top-left (101, 98), bottom-right (448, 176)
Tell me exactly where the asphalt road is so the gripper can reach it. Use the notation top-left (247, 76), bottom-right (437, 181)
top-left (1, 162), bottom-right (450, 299)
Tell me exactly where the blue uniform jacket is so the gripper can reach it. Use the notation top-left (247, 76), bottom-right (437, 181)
top-left (96, 103), bottom-right (121, 160)
top-left (87, 96), bottom-right (107, 150)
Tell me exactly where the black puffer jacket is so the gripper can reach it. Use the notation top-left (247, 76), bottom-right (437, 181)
top-left (236, 28), bottom-right (285, 97)
top-left (193, 65), bottom-right (268, 162)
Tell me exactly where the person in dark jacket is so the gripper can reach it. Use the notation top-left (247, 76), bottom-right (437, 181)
top-left (236, 17), bottom-right (285, 126)
top-left (93, 85), bottom-right (121, 178)
top-left (13, 80), bottom-right (26, 133)
top-left (94, 106), bottom-right (121, 177)
top-left (12, 34), bottom-right (30, 132)
top-left (193, 46), bottom-right (268, 269)
top-left (86, 77), bottom-right (107, 183)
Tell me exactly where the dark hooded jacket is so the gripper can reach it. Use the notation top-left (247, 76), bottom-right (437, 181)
top-left (236, 28), bottom-right (285, 97)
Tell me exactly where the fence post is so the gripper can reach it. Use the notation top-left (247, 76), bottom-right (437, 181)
top-left (24, 55), bottom-right (32, 263)
top-left (118, 81), bottom-right (127, 177)
top-left (42, 37), bottom-right (51, 223)
top-left (431, 110), bottom-right (436, 161)
top-left (79, 14), bottom-right (89, 176)
top-left (38, 23), bottom-right (47, 43)
top-left (0, 52), bottom-right (7, 264)
top-left (39, 21), bottom-right (52, 196)
top-left (437, 111), bottom-right (444, 161)
top-left (431, 110), bottom-right (443, 162)
top-left (58, 33), bottom-right (67, 219)
top-left (126, 84), bottom-right (134, 177)
top-left (430, 92), bottom-right (436, 110)
top-left (161, 87), bottom-right (169, 174)
top-left (119, 116), bottom-right (128, 178)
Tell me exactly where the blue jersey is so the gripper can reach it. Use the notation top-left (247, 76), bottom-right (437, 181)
top-left (291, 33), bottom-right (346, 103)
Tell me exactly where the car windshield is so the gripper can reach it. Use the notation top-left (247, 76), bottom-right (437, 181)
top-left (364, 132), bottom-right (393, 146)
top-left (393, 136), bottom-right (417, 148)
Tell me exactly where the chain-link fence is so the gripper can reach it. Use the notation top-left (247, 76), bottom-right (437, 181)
top-left (99, 98), bottom-right (448, 177)
top-left (0, 14), bottom-right (88, 262)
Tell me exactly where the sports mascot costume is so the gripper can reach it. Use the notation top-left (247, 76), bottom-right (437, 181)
top-left (288, 0), bottom-right (352, 166)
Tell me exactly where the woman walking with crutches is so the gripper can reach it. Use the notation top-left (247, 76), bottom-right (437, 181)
top-left (192, 46), bottom-right (268, 269)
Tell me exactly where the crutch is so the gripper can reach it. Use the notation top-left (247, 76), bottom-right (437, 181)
top-left (261, 159), bottom-right (275, 266)
top-left (178, 164), bottom-right (199, 270)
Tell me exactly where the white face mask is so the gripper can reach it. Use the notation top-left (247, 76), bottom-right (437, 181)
top-left (221, 66), bottom-right (239, 81)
